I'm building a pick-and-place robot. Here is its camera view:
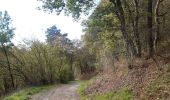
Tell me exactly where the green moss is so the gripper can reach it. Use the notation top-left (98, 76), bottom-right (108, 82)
top-left (3, 85), bottom-right (56, 100)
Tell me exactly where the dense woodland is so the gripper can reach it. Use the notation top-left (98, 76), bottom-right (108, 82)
top-left (0, 0), bottom-right (170, 99)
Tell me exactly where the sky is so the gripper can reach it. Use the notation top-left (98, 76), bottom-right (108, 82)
top-left (0, 0), bottom-right (85, 45)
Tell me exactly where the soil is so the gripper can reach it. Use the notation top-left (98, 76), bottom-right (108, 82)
top-left (31, 82), bottom-right (80, 100)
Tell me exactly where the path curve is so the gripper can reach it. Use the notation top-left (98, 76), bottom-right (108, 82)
top-left (31, 82), bottom-right (80, 100)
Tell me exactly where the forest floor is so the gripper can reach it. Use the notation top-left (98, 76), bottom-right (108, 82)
top-left (82, 55), bottom-right (170, 99)
top-left (31, 81), bottom-right (80, 100)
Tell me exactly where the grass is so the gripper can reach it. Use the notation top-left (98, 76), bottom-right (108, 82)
top-left (92, 88), bottom-right (133, 100)
top-left (2, 84), bottom-right (57, 100)
top-left (78, 80), bottom-right (133, 100)
top-left (77, 80), bottom-right (89, 100)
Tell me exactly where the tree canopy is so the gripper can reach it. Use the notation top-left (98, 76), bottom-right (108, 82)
top-left (0, 11), bottom-right (14, 47)
top-left (38, 0), bottom-right (97, 19)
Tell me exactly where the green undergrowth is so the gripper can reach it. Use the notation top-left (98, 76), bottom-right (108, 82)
top-left (78, 80), bottom-right (133, 100)
top-left (92, 88), bottom-right (133, 100)
top-left (3, 84), bottom-right (57, 100)
top-left (78, 80), bottom-right (89, 100)
top-left (144, 63), bottom-right (170, 100)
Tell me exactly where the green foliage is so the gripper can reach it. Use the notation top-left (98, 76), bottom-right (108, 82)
top-left (3, 85), bottom-right (56, 100)
top-left (58, 67), bottom-right (73, 83)
top-left (0, 10), bottom-right (14, 46)
top-left (1, 0), bottom-right (170, 98)
top-left (82, 0), bottom-right (124, 70)
top-left (109, 88), bottom-right (133, 100)
top-left (45, 25), bottom-right (62, 45)
top-left (0, 10), bottom-right (15, 94)
top-left (77, 80), bottom-right (90, 100)
top-left (74, 46), bottom-right (96, 74)
top-left (91, 88), bottom-right (133, 100)
top-left (0, 22), bottom-right (96, 96)
top-left (78, 81), bottom-right (89, 96)
top-left (13, 41), bottom-right (74, 85)
top-left (38, 0), bottom-right (96, 19)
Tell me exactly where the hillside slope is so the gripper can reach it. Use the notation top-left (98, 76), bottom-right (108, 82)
top-left (80, 55), bottom-right (170, 100)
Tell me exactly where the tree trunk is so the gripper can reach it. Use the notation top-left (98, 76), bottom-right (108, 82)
top-left (3, 77), bottom-right (10, 93)
top-left (125, 0), bottom-right (141, 57)
top-left (147, 0), bottom-right (154, 57)
top-left (134, 0), bottom-right (141, 57)
top-left (154, 0), bottom-right (160, 53)
top-left (154, 0), bottom-right (165, 53)
top-left (70, 54), bottom-right (73, 73)
top-left (110, 0), bottom-right (137, 56)
top-left (1, 44), bottom-right (15, 89)
top-left (49, 65), bottom-right (53, 84)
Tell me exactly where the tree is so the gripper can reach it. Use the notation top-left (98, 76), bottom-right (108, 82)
top-left (38, 0), bottom-right (96, 19)
top-left (39, 0), bottom-right (170, 56)
top-left (82, 0), bottom-right (123, 71)
top-left (46, 25), bottom-right (61, 45)
top-left (0, 11), bottom-right (15, 90)
top-left (45, 25), bottom-right (75, 81)
top-left (45, 25), bottom-right (70, 48)
top-left (147, 0), bottom-right (154, 56)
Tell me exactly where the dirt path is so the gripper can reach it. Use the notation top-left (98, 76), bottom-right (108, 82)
top-left (31, 82), bottom-right (80, 100)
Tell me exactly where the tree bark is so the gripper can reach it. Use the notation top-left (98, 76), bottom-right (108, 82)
top-left (125, 0), bottom-right (141, 57)
top-left (1, 44), bottom-right (15, 89)
top-left (110, 0), bottom-right (137, 56)
top-left (154, 0), bottom-right (160, 53)
top-left (147, 0), bottom-right (154, 57)
top-left (154, 0), bottom-right (166, 53)
top-left (134, 0), bottom-right (141, 57)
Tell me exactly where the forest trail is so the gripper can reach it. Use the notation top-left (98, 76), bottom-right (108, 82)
top-left (31, 82), bottom-right (80, 100)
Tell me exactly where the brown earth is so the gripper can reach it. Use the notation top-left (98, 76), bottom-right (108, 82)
top-left (84, 55), bottom-right (170, 99)
top-left (31, 82), bottom-right (80, 100)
